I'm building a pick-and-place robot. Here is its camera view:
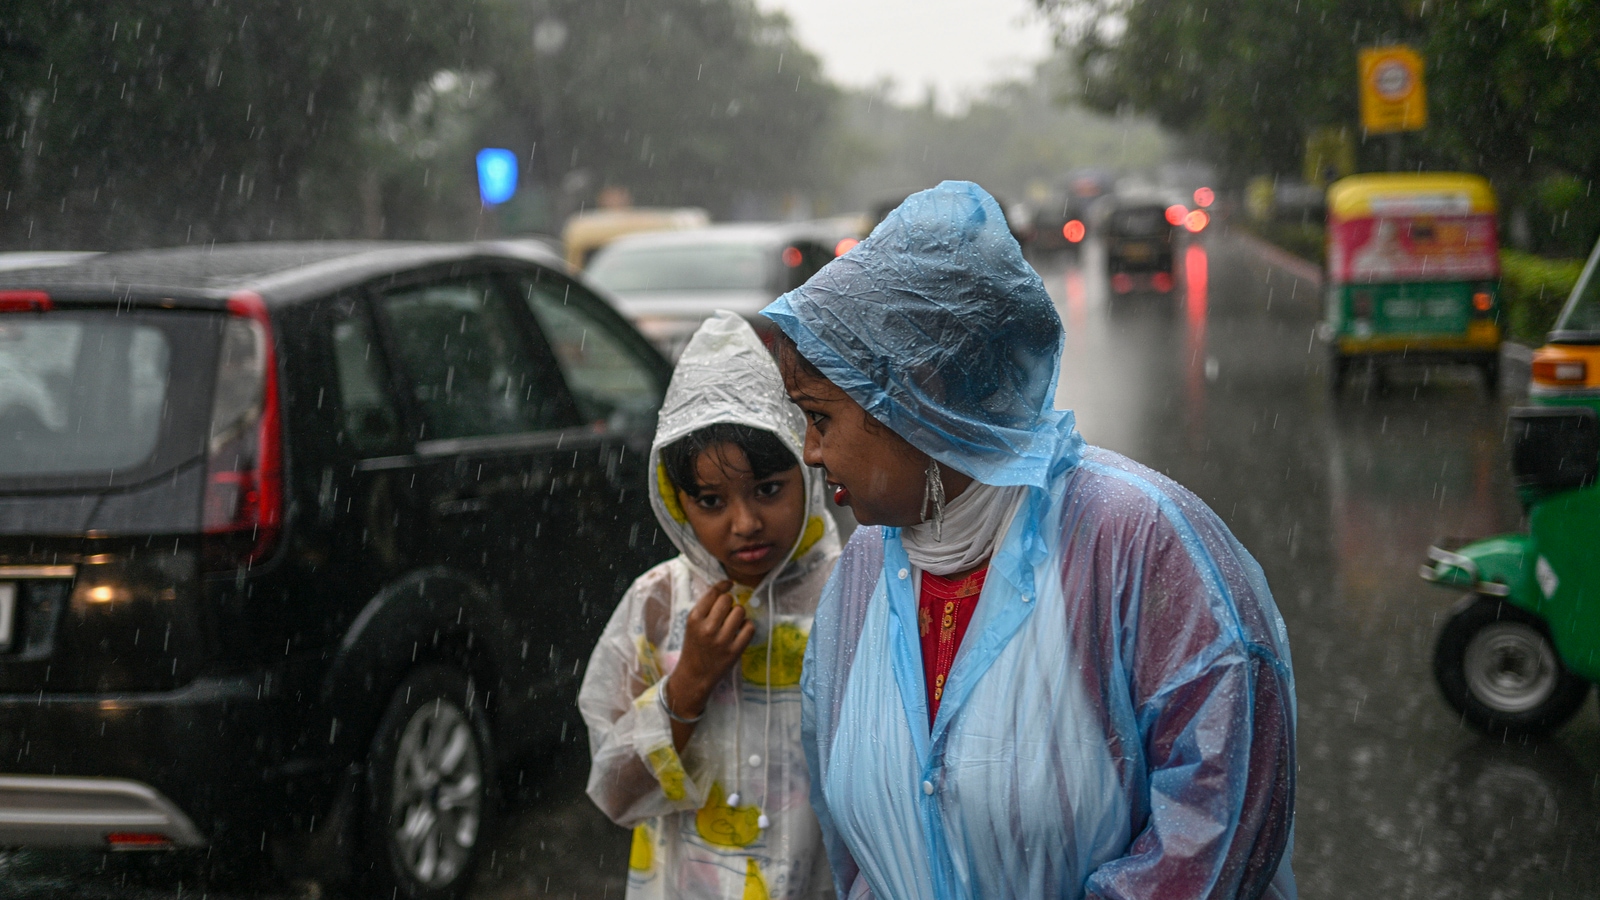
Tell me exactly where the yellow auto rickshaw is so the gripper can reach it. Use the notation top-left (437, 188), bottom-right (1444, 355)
top-left (1323, 173), bottom-right (1503, 393)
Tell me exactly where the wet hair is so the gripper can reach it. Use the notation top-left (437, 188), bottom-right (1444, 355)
top-left (772, 329), bottom-right (887, 436)
top-left (661, 423), bottom-right (799, 498)
top-left (773, 330), bottom-right (827, 389)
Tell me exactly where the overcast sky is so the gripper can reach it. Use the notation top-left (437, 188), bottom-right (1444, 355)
top-left (752, 0), bottom-right (1057, 110)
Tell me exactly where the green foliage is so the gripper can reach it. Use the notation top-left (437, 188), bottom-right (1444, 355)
top-left (477, 0), bottom-right (837, 225)
top-left (828, 62), bottom-right (1169, 210)
top-left (0, 0), bottom-right (838, 247)
top-left (1500, 250), bottom-right (1585, 343)
top-left (0, 0), bottom-right (469, 246)
top-left (1045, 0), bottom-right (1600, 255)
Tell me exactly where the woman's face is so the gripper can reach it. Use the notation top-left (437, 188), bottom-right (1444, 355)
top-left (780, 366), bottom-right (963, 528)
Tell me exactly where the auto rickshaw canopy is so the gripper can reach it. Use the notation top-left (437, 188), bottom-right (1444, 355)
top-left (1328, 172), bottom-right (1497, 221)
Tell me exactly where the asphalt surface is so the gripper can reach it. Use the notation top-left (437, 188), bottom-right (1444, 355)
top-left (5, 230), bottom-right (1597, 899)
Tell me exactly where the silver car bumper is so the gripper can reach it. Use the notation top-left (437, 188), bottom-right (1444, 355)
top-left (0, 775), bottom-right (204, 848)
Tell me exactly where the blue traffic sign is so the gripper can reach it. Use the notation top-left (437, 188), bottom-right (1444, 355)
top-left (476, 149), bottom-right (518, 205)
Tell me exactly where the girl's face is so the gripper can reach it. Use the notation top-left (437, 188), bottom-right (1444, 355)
top-left (677, 442), bottom-right (807, 587)
top-left (780, 367), bottom-right (967, 528)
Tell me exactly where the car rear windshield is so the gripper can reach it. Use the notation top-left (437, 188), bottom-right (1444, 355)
top-left (0, 309), bottom-right (218, 485)
top-left (1111, 208), bottom-right (1169, 237)
top-left (587, 244), bottom-right (771, 292)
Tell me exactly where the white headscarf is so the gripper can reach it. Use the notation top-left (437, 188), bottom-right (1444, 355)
top-left (901, 481), bottom-right (1025, 576)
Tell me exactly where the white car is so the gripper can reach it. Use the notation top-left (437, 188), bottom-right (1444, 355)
top-left (586, 224), bottom-right (838, 359)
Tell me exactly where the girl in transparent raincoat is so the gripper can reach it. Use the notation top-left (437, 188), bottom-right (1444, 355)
top-left (763, 182), bottom-right (1297, 900)
top-left (580, 311), bottom-right (840, 900)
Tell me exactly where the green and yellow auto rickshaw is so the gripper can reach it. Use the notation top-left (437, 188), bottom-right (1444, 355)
top-left (1324, 173), bottom-right (1503, 393)
top-left (1420, 233), bottom-right (1600, 735)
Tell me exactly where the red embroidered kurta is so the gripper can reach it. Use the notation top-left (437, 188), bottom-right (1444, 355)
top-left (917, 567), bottom-right (988, 724)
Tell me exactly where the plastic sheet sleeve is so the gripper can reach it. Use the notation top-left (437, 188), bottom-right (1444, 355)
top-left (1073, 454), bottom-right (1296, 900)
top-left (802, 526), bottom-right (885, 900)
top-left (580, 563), bottom-right (707, 826)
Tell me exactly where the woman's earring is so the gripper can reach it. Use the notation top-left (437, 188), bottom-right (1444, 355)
top-left (922, 459), bottom-right (946, 541)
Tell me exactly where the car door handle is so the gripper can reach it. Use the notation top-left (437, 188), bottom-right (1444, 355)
top-left (435, 497), bottom-right (489, 516)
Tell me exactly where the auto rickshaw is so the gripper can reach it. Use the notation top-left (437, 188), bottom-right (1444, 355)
top-left (1419, 234), bottom-right (1600, 735)
top-left (1324, 173), bottom-right (1503, 393)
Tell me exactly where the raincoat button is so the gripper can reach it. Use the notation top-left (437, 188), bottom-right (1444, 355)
top-left (921, 780), bottom-right (934, 795)
top-left (898, 568), bottom-right (909, 579)
top-left (748, 754), bottom-right (762, 767)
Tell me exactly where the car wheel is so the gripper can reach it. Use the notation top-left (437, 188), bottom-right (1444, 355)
top-left (363, 665), bottom-right (495, 900)
top-left (1434, 596), bottom-right (1590, 736)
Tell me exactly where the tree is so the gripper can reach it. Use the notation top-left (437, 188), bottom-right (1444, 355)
top-left (473, 0), bottom-right (837, 226)
top-left (0, 0), bottom-right (839, 247)
top-left (1045, 0), bottom-right (1600, 252)
top-left (0, 0), bottom-right (470, 247)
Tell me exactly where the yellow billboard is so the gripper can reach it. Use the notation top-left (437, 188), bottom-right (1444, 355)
top-left (1359, 45), bottom-right (1427, 134)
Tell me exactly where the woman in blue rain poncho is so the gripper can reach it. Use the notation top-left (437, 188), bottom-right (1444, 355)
top-left (761, 182), bottom-right (1296, 900)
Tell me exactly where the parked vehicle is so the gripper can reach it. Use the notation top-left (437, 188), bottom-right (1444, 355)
top-left (1419, 234), bottom-right (1600, 736)
top-left (0, 241), bottom-right (672, 897)
top-left (1323, 173), bottom-right (1503, 394)
top-left (559, 206), bottom-right (710, 271)
top-left (585, 223), bottom-right (836, 359)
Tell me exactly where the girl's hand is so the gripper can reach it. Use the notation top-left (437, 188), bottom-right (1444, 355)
top-left (666, 580), bottom-right (755, 723)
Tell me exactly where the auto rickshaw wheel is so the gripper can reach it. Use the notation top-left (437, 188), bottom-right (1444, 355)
top-left (1328, 353), bottom-right (1349, 395)
top-left (1434, 596), bottom-right (1590, 737)
top-left (1479, 357), bottom-right (1501, 395)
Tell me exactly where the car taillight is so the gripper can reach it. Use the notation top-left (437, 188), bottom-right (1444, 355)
top-left (1531, 359), bottom-right (1587, 386)
top-left (1184, 210), bottom-right (1210, 233)
top-left (1165, 205), bottom-right (1188, 226)
top-left (1151, 271), bottom-right (1174, 292)
top-left (0, 290), bottom-right (52, 312)
top-left (782, 246), bottom-right (804, 267)
top-left (834, 237), bottom-right (860, 256)
top-left (1063, 220), bottom-right (1086, 243)
top-left (1193, 187), bottom-right (1215, 208)
top-left (202, 291), bottom-right (282, 572)
top-left (1111, 273), bottom-right (1134, 294)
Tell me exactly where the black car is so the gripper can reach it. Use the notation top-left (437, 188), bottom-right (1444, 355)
top-left (1094, 194), bottom-right (1183, 294)
top-left (0, 241), bottom-right (672, 896)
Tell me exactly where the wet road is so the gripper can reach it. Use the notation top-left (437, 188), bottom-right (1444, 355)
top-left (6, 231), bottom-right (1598, 898)
top-left (1057, 232), bottom-right (1600, 899)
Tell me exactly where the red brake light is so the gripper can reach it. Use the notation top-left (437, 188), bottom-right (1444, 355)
top-left (1062, 220), bottom-right (1086, 243)
top-left (1193, 187), bottom-right (1215, 208)
top-left (1165, 205), bottom-right (1188, 226)
top-left (106, 832), bottom-right (174, 850)
top-left (833, 237), bottom-right (860, 256)
top-left (1111, 273), bottom-right (1134, 294)
top-left (1151, 272), bottom-right (1174, 292)
top-left (782, 246), bottom-right (804, 268)
top-left (203, 291), bottom-right (282, 570)
top-left (1184, 210), bottom-right (1210, 233)
top-left (0, 290), bottom-right (52, 312)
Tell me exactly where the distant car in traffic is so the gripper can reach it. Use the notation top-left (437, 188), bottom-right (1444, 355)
top-left (559, 206), bottom-right (710, 271)
top-left (1093, 190), bottom-right (1198, 294)
top-left (0, 241), bottom-right (672, 897)
top-left (585, 223), bottom-right (837, 358)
